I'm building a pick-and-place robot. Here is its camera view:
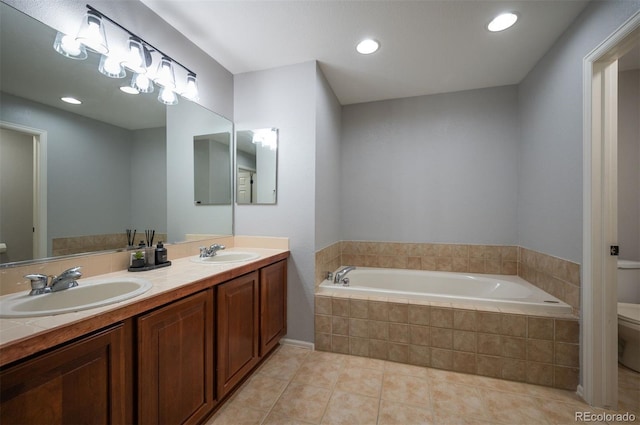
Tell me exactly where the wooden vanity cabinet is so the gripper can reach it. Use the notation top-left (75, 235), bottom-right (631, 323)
top-left (216, 271), bottom-right (260, 398)
top-left (0, 323), bottom-right (129, 425)
top-left (259, 260), bottom-right (287, 356)
top-left (137, 289), bottom-right (215, 425)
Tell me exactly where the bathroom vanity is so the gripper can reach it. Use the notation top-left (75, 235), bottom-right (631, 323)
top-left (0, 249), bottom-right (288, 425)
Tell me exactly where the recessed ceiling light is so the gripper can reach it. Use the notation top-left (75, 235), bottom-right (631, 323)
top-left (120, 86), bottom-right (139, 95)
top-left (61, 97), bottom-right (82, 104)
top-left (356, 39), bottom-right (380, 55)
top-left (487, 12), bottom-right (518, 32)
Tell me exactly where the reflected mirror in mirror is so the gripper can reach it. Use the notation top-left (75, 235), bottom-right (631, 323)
top-left (0, 3), bottom-right (233, 266)
top-left (236, 128), bottom-right (278, 204)
top-left (194, 132), bottom-right (232, 205)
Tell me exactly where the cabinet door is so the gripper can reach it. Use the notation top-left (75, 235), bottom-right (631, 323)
top-left (138, 290), bottom-right (214, 425)
top-left (217, 271), bottom-right (259, 398)
top-left (260, 260), bottom-right (287, 356)
top-left (0, 324), bottom-right (128, 425)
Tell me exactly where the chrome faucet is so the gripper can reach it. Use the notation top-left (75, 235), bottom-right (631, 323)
top-left (24, 266), bottom-right (82, 295)
top-left (334, 266), bottom-right (356, 284)
top-left (199, 244), bottom-right (226, 258)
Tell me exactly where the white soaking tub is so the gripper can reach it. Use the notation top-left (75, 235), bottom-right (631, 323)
top-left (320, 267), bottom-right (572, 315)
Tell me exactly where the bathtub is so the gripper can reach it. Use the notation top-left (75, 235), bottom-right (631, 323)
top-left (320, 267), bottom-right (572, 315)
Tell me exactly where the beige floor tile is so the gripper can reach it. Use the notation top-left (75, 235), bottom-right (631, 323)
top-left (429, 380), bottom-right (490, 421)
top-left (523, 383), bottom-right (587, 406)
top-left (305, 350), bottom-right (348, 365)
top-left (381, 373), bottom-right (431, 408)
top-left (384, 360), bottom-right (431, 379)
top-left (262, 411), bottom-right (316, 425)
top-left (258, 349), bottom-right (308, 380)
top-left (335, 366), bottom-right (383, 398)
top-left (205, 403), bottom-right (268, 425)
top-left (428, 367), bottom-right (480, 386)
top-left (272, 382), bottom-right (332, 424)
top-left (469, 375), bottom-right (531, 394)
top-left (342, 355), bottom-right (386, 370)
top-left (293, 360), bottom-right (342, 388)
top-left (431, 410), bottom-right (502, 425)
top-left (232, 374), bottom-right (289, 410)
top-left (320, 390), bottom-right (379, 425)
top-left (378, 399), bottom-right (434, 425)
top-left (537, 399), bottom-right (608, 425)
top-left (481, 389), bottom-right (552, 424)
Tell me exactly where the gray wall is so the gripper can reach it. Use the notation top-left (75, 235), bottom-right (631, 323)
top-left (618, 69), bottom-right (640, 261)
top-left (3, 0), bottom-right (233, 120)
top-left (340, 86), bottom-right (519, 245)
top-left (0, 92), bottom-right (132, 253)
top-left (315, 63), bottom-right (343, 251)
top-left (131, 127), bottom-right (166, 233)
top-left (166, 100), bottom-right (233, 242)
top-left (234, 61), bottom-right (321, 343)
top-left (517, 0), bottom-right (640, 263)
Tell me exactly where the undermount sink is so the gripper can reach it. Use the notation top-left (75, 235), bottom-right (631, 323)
top-left (191, 251), bottom-right (260, 264)
top-left (0, 277), bottom-right (152, 318)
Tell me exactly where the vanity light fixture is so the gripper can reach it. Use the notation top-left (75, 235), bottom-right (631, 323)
top-left (61, 97), bottom-right (82, 105)
top-left (356, 39), bottom-right (380, 55)
top-left (154, 56), bottom-right (176, 89)
top-left (487, 12), bottom-right (518, 32)
top-left (122, 37), bottom-right (150, 74)
top-left (98, 54), bottom-right (126, 78)
top-left (131, 73), bottom-right (154, 94)
top-left (53, 32), bottom-right (87, 60)
top-left (75, 10), bottom-right (108, 54)
top-left (53, 5), bottom-right (199, 105)
top-left (181, 73), bottom-right (199, 101)
top-left (158, 86), bottom-right (178, 105)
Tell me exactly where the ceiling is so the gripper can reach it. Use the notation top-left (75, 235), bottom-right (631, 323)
top-left (140, 0), bottom-right (590, 105)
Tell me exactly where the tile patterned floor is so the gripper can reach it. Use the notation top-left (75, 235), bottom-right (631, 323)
top-left (207, 344), bottom-right (639, 425)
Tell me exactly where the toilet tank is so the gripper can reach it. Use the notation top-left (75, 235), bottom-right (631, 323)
top-left (618, 260), bottom-right (640, 303)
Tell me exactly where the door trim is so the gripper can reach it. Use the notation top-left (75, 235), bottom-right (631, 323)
top-left (0, 121), bottom-right (47, 259)
top-left (581, 11), bottom-right (640, 409)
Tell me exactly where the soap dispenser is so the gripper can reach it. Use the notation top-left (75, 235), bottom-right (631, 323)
top-left (155, 241), bottom-right (168, 264)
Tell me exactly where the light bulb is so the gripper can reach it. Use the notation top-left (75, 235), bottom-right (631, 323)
top-left (99, 54), bottom-right (125, 78)
top-left (158, 87), bottom-right (178, 105)
top-left (181, 73), bottom-right (199, 101)
top-left (53, 32), bottom-right (87, 60)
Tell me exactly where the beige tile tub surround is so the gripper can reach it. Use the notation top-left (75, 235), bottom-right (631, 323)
top-left (315, 293), bottom-right (580, 391)
top-left (0, 235), bottom-right (288, 296)
top-left (316, 241), bottom-right (581, 312)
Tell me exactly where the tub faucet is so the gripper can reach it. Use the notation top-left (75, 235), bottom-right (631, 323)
top-left (334, 266), bottom-right (356, 284)
top-left (199, 244), bottom-right (226, 258)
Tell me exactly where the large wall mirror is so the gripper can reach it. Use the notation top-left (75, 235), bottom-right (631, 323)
top-left (236, 128), bottom-right (278, 204)
top-left (0, 3), bottom-right (233, 266)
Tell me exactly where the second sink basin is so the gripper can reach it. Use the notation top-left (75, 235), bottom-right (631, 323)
top-left (0, 277), bottom-right (153, 318)
top-left (191, 251), bottom-right (260, 264)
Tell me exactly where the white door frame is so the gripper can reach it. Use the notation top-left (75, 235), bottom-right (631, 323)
top-left (582, 11), bottom-right (640, 409)
top-left (0, 121), bottom-right (47, 259)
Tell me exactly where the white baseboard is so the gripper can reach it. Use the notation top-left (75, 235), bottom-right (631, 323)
top-left (280, 338), bottom-right (314, 350)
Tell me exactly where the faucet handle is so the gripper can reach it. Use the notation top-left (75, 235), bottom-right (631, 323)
top-left (58, 266), bottom-right (82, 278)
top-left (24, 274), bottom-right (50, 295)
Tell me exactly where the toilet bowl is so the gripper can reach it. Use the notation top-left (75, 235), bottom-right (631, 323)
top-left (618, 303), bottom-right (640, 371)
top-left (617, 260), bottom-right (640, 372)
